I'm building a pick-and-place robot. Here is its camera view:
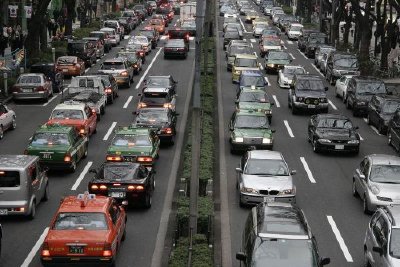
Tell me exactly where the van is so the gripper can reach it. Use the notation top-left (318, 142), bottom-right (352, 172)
top-left (0, 155), bottom-right (49, 219)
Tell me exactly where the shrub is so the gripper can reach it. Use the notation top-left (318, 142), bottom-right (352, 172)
top-left (282, 5), bottom-right (293, 15)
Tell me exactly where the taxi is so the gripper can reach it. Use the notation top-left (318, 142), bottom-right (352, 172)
top-left (147, 18), bottom-right (165, 34)
top-left (229, 109), bottom-right (275, 153)
top-left (40, 192), bottom-right (126, 267)
top-left (232, 54), bottom-right (261, 83)
top-left (55, 56), bottom-right (85, 77)
top-left (236, 88), bottom-right (273, 123)
top-left (106, 126), bottom-right (160, 168)
top-left (47, 101), bottom-right (97, 136)
top-left (25, 124), bottom-right (88, 172)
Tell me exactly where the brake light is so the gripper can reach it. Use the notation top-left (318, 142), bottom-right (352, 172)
top-left (107, 155), bottom-right (122, 161)
top-left (103, 243), bottom-right (112, 257)
top-left (137, 156), bottom-right (153, 163)
top-left (120, 71), bottom-right (129, 76)
top-left (99, 185), bottom-right (107, 190)
top-left (41, 242), bottom-right (50, 257)
top-left (79, 128), bottom-right (86, 135)
top-left (64, 154), bottom-right (72, 162)
top-left (138, 102), bottom-right (147, 108)
top-left (163, 127), bottom-right (173, 134)
top-left (90, 184), bottom-right (99, 190)
top-left (105, 88), bottom-right (112, 94)
top-left (75, 64), bottom-right (81, 68)
top-left (140, 52), bottom-right (144, 56)
top-left (127, 185), bottom-right (135, 191)
top-left (163, 103), bottom-right (172, 108)
top-left (136, 185), bottom-right (145, 191)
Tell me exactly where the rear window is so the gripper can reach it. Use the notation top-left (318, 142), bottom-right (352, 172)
top-left (57, 57), bottom-right (76, 65)
top-left (0, 171), bottom-right (20, 187)
top-left (143, 93), bottom-right (168, 104)
top-left (103, 62), bottom-right (125, 70)
top-left (53, 212), bottom-right (108, 230)
top-left (17, 75), bottom-right (41, 84)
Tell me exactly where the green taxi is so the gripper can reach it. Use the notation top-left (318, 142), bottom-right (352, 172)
top-left (236, 88), bottom-right (273, 123)
top-left (229, 109), bottom-right (274, 153)
top-left (232, 54), bottom-right (261, 83)
top-left (106, 126), bottom-right (160, 168)
top-left (25, 124), bottom-right (88, 172)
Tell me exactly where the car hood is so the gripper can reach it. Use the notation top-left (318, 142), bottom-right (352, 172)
top-left (242, 174), bottom-right (292, 191)
top-left (237, 102), bottom-right (271, 110)
top-left (46, 229), bottom-right (110, 243)
top-left (371, 182), bottom-right (400, 200)
top-left (266, 59), bottom-right (290, 65)
top-left (380, 113), bottom-right (393, 122)
top-left (355, 95), bottom-right (373, 102)
top-left (282, 73), bottom-right (294, 80)
top-left (233, 128), bottom-right (272, 138)
top-left (263, 45), bottom-right (281, 50)
top-left (107, 145), bottom-right (153, 155)
top-left (316, 128), bottom-right (357, 140)
top-left (295, 90), bottom-right (326, 98)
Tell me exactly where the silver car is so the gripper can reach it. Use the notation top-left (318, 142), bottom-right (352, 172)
top-left (99, 58), bottom-right (134, 88)
top-left (236, 150), bottom-right (296, 206)
top-left (0, 104), bottom-right (16, 139)
top-left (364, 205), bottom-right (400, 267)
top-left (352, 154), bottom-right (400, 214)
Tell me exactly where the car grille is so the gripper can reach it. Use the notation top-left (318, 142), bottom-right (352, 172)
top-left (333, 140), bottom-right (347, 144)
top-left (304, 98), bottom-right (319, 105)
top-left (244, 137), bottom-right (262, 144)
top-left (123, 156), bottom-right (137, 162)
top-left (260, 190), bottom-right (279, 195)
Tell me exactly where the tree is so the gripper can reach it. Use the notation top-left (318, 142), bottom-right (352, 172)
top-left (350, 0), bottom-right (374, 61)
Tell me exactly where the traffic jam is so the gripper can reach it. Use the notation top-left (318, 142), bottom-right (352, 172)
top-left (0, 0), bottom-right (196, 266)
top-left (219, 0), bottom-right (400, 266)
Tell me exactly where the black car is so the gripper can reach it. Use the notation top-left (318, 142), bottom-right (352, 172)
top-left (143, 75), bottom-right (177, 95)
top-left (133, 5), bottom-right (148, 19)
top-left (308, 114), bottom-right (360, 154)
top-left (88, 162), bottom-right (155, 208)
top-left (305, 33), bottom-right (328, 58)
top-left (134, 107), bottom-right (178, 144)
top-left (388, 108), bottom-right (400, 153)
top-left (367, 95), bottom-right (400, 134)
top-left (298, 29), bottom-right (319, 51)
top-left (137, 87), bottom-right (176, 110)
top-left (118, 17), bottom-right (134, 33)
top-left (346, 76), bottom-right (387, 116)
top-left (67, 40), bottom-right (97, 66)
top-left (30, 63), bottom-right (63, 93)
top-left (164, 39), bottom-right (188, 59)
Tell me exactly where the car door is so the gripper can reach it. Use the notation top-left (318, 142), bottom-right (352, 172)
top-left (238, 153), bottom-right (248, 187)
top-left (354, 158), bottom-right (368, 194)
top-left (308, 116), bottom-right (317, 141)
top-left (370, 216), bottom-right (388, 266)
top-left (368, 97), bottom-right (379, 126)
top-left (391, 111), bottom-right (400, 149)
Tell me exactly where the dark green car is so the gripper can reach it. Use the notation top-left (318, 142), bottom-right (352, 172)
top-left (236, 88), bottom-right (273, 123)
top-left (229, 110), bottom-right (274, 153)
top-left (106, 126), bottom-right (160, 168)
top-left (25, 124), bottom-right (88, 172)
top-left (264, 50), bottom-right (292, 73)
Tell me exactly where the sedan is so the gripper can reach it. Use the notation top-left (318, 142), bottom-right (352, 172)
top-left (99, 58), bottom-right (134, 88)
top-left (129, 35), bottom-right (152, 54)
top-left (0, 104), bottom-right (16, 139)
top-left (11, 73), bottom-right (53, 102)
top-left (164, 39), bottom-right (188, 59)
top-left (55, 56), bottom-right (85, 77)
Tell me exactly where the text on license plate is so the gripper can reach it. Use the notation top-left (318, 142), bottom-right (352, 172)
top-left (42, 153), bottom-right (52, 159)
top-left (69, 246), bottom-right (84, 254)
top-left (308, 105), bottom-right (316, 108)
top-left (335, 145), bottom-right (344, 150)
top-left (21, 89), bottom-right (32, 93)
top-left (110, 192), bottom-right (125, 198)
top-left (0, 209), bottom-right (8, 215)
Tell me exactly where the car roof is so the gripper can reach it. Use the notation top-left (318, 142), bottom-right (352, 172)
top-left (115, 126), bottom-right (152, 135)
top-left (59, 193), bottom-right (111, 213)
top-left (236, 54), bottom-right (257, 59)
top-left (54, 102), bottom-right (86, 110)
top-left (0, 155), bottom-right (38, 169)
top-left (352, 76), bottom-right (383, 82)
top-left (241, 70), bottom-right (263, 77)
top-left (36, 124), bottom-right (74, 134)
top-left (248, 150), bottom-right (283, 160)
top-left (314, 113), bottom-right (350, 120)
top-left (368, 154), bottom-right (400, 165)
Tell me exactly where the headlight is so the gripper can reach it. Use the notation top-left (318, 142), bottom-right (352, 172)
top-left (318, 139), bottom-right (331, 143)
top-left (235, 137), bottom-right (244, 142)
top-left (348, 140), bottom-right (359, 144)
top-left (241, 187), bottom-right (258, 193)
top-left (264, 110), bottom-right (271, 114)
top-left (279, 188), bottom-right (295, 195)
top-left (267, 64), bottom-right (275, 68)
top-left (369, 185), bottom-right (380, 195)
top-left (296, 97), bottom-right (303, 102)
top-left (234, 70), bottom-right (241, 75)
top-left (262, 138), bottom-right (272, 144)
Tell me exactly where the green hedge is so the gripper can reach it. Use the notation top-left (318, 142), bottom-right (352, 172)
top-left (169, 235), bottom-right (212, 267)
top-left (73, 27), bottom-right (98, 40)
top-left (282, 5), bottom-right (293, 15)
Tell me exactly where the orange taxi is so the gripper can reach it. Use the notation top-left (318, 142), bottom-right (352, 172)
top-left (40, 192), bottom-right (127, 267)
top-left (147, 18), bottom-right (165, 34)
top-left (55, 56), bottom-right (85, 77)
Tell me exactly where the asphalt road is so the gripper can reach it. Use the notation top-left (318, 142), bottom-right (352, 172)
top-left (0, 14), bottom-right (195, 267)
top-left (216, 2), bottom-right (398, 267)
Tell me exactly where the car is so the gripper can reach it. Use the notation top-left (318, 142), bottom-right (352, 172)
top-left (105, 126), bottom-right (160, 168)
top-left (147, 18), bottom-right (165, 34)
top-left (89, 162), bottom-right (155, 208)
top-left (100, 27), bottom-right (120, 46)
top-left (125, 42), bottom-right (146, 63)
top-left (30, 63), bottom-right (64, 93)
top-left (288, 74), bottom-right (329, 114)
top-left (156, 4), bottom-right (174, 22)
top-left (0, 103), bottom-right (16, 140)
top-left (223, 16), bottom-right (239, 29)
top-left (134, 107), bottom-right (178, 144)
top-left (297, 29), bottom-right (319, 51)
top-left (167, 28), bottom-right (191, 48)
top-left (48, 101), bottom-right (97, 136)
top-left (99, 58), bottom-right (134, 88)
top-left (129, 35), bottom-right (152, 54)
top-left (279, 16), bottom-right (299, 32)
top-left (103, 20), bottom-right (124, 38)
top-left (272, 13), bottom-right (285, 25)
top-left (40, 192), bottom-right (127, 267)
top-left (236, 89), bottom-right (272, 123)
top-left (118, 17), bottom-right (135, 33)
top-left (388, 108), bottom-right (400, 153)
top-left (346, 76), bottom-right (387, 116)
top-left (0, 155), bottom-right (49, 219)
top-left (264, 50), bottom-right (292, 73)
top-left (236, 150), bottom-right (296, 206)
top-left (365, 206), bottom-right (400, 267)
top-left (11, 73), bottom-right (53, 102)
top-left (252, 23), bottom-right (269, 38)
top-left (278, 65), bottom-right (306, 88)
top-left (229, 109), bottom-right (274, 153)
top-left (140, 27), bottom-right (159, 49)
top-left (286, 23), bottom-right (303, 40)
top-left (304, 33), bottom-right (329, 58)
top-left (143, 75), bottom-right (178, 95)
top-left (25, 124), bottom-right (89, 172)
top-left (164, 39), bottom-right (188, 59)
top-left (133, 4), bottom-right (149, 18)
top-left (236, 202), bottom-right (330, 266)
top-left (352, 154), bottom-right (400, 214)
top-left (232, 54), bottom-right (261, 83)
top-left (334, 74), bottom-right (354, 101)
top-left (67, 40), bottom-right (97, 67)
top-left (314, 45), bottom-right (335, 68)
top-left (95, 74), bottom-right (119, 104)
top-left (117, 50), bottom-right (143, 74)
top-left (224, 23), bottom-right (243, 39)
top-left (180, 19), bottom-right (196, 36)
top-left (258, 37), bottom-right (282, 57)
top-left (152, 14), bottom-right (168, 26)
top-left (89, 31), bottom-right (112, 52)
top-left (137, 87), bottom-right (176, 111)
top-left (367, 95), bottom-right (400, 134)
top-left (223, 29), bottom-right (241, 50)
top-left (326, 52), bottom-right (360, 85)
top-left (238, 70), bottom-right (267, 92)
top-left (308, 114), bottom-right (360, 154)
top-left (82, 36), bottom-right (105, 58)
top-left (226, 43), bottom-right (253, 71)
top-left (55, 56), bottom-right (85, 77)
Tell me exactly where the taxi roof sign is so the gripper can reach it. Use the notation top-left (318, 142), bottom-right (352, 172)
top-left (77, 191), bottom-right (96, 207)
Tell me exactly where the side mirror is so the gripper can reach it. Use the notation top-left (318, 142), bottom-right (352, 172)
top-left (373, 246), bottom-right (383, 255)
top-left (290, 170), bottom-right (297, 175)
top-left (235, 167), bottom-right (242, 173)
top-left (137, 93), bottom-right (142, 96)
top-left (89, 169), bottom-right (97, 174)
top-left (325, 86), bottom-right (329, 91)
top-left (236, 252), bottom-right (246, 261)
top-left (320, 257), bottom-right (331, 265)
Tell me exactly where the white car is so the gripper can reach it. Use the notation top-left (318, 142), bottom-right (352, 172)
top-left (287, 23), bottom-right (304, 40)
top-left (99, 27), bottom-right (120, 46)
top-left (129, 36), bottom-right (152, 54)
top-left (0, 104), bottom-right (16, 140)
top-left (335, 75), bottom-right (354, 101)
top-left (278, 65), bottom-right (306, 88)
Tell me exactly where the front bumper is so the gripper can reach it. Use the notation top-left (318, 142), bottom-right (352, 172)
top-left (315, 141), bottom-right (359, 153)
top-left (230, 141), bottom-right (273, 152)
top-left (240, 192), bottom-right (295, 205)
top-left (293, 102), bottom-right (329, 111)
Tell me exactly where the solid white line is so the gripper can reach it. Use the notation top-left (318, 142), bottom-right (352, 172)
top-left (272, 95), bottom-right (280, 107)
top-left (239, 18), bottom-right (246, 33)
top-left (43, 95), bottom-right (58, 106)
top-left (84, 67), bottom-right (91, 73)
top-left (300, 157), bottom-right (316, 183)
top-left (311, 64), bottom-right (324, 76)
top-left (250, 38), bottom-right (256, 43)
top-left (328, 100), bottom-right (338, 110)
top-left (20, 227), bottom-right (50, 267)
top-left (297, 49), bottom-right (308, 59)
top-left (327, 215), bottom-right (354, 262)
top-left (103, 122), bottom-right (117, 141)
top-left (264, 76), bottom-right (270, 86)
top-left (260, 65), bottom-right (264, 70)
top-left (287, 40), bottom-right (294, 44)
top-left (136, 47), bottom-right (162, 89)
top-left (370, 125), bottom-right (382, 135)
top-left (71, 161), bottom-right (93, 191)
top-left (123, 96), bottom-right (133, 109)
top-left (283, 45), bottom-right (287, 49)
top-left (283, 120), bottom-right (294, 137)
top-left (289, 53), bottom-right (295, 60)
top-left (363, 118), bottom-right (368, 123)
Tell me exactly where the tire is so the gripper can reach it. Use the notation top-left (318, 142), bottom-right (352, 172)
top-left (343, 93), bottom-right (346, 103)
top-left (239, 193), bottom-right (246, 208)
top-left (11, 117), bottom-right (16, 130)
top-left (366, 114), bottom-right (371, 125)
top-left (127, 79), bottom-right (131, 88)
top-left (363, 195), bottom-right (371, 214)
top-left (144, 193), bottom-right (152, 208)
top-left (0, 126), bottom-right (3, 140)
top-left (28, 201), bottom-right (36, 220)
top-left (42, 183), bottom-right (49, 201)
top-left (352, 179), bottom-right (358, 197)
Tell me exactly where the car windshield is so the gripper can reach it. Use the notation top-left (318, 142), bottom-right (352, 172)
top-left (244, 158), bottom-right (289, 175)
top-left (69, 43), bottom-right (85, 51)
top-left (90, 32), bottom-right (103, 38)
top-left (140, 31), bottom-right (153, 38)
top-left (263, 39), bottom-right (280, 46)
top-left (382, 101), bottom-right (400, 114)
top-left (147, 77), bottom-right (170, 87)
top-left (317, 118), bottom-right (353, 129)
top-left (256, 24), bottom-right (268, 30)
top-left (390, 229), bottom-right (400, 258)
top-left (239, 91), bottom-right (267, 102)
top-left (225, 31), bottom-right (240, 38)
top-left (131, 37), bottom-right (147, 43)
top-left (104, 21), bottom-right (117, 28)
top-left (0, 171), bottom-right (20, 187)
top-left (112, 134), bottom-right (151, 146)
top-left (356, 82), bottom-right (386, 95)
top-left (137, 110), bottom-right (169, 123)
top-left (53, 212), bottom-right (108, 230)
top-left (269, 52), bottom-right (290, 60)
top-left (51, 109), bottom-right (84, 120)
top-left (235, 115), bottom-right (269, 128)
top-left (241, 76), bottom-right (265, 87)
top-left (150, 19), bottom-right (162, 25)
top-left (31, 133), bottom-right (70, 146)
top-left (230, 46), bottom-right (252, 55)
top-left (290, 26), bottom-right (302, 31)
top-left (17, 75), bottom-right (41, 84)
top-left (102, 62), bottom-right (125, 70)
top-left (103, 164), bottom-right (139, 180)
top-left (226, 24), bottom-right (241, 31)
top-left (334, 57), bottom-right (358, 68)
top-left (309, 37), bottom-right (325, 44)
top-left (251, 238), bottom-right (318, 267)
top-left (283, 67), bottom-right (305, 74)
top-left (296, 79), bottom-right (324, 91)
top-left (236, 58), bottom-right (257, 67)
top-left (370, 164), bottom-right (400, 183)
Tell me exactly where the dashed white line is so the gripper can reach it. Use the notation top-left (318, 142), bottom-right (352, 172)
top-left (250, 38), bottom-right (256, 43)
top-left (327, 215), bottom-right (354, 262)
top-left (297, 49), bottom-right (308, 59)
top-left (300, 157), bottom-right (316, 183)
top-left (84, 67), bottom-right (91, 73)
top-left (328, 100), bottom-right (338, 110)
top-left (370, 125), bottom-right (382, 135)
top-left (71, 161), bottom-right (93, 191)
top-left (287, 40), bottom-right (294, 44)
top-left (311, 64), bottom-right (324, 76)
top-left (103, 121), bottom-right (117, 141)
top-left (272, 95), bottom-right (280, 107)
top-left (289, 53), bottom-right (295, 60)
top-left (283, 120), bottom-right (294, 137)
top-left (283, 45), bottom-right (287, 49)
top-left (20, 227), bottom-right (50, 267)
top-left (136, 47), bottom-right (163, 89)
top-left (123, 96), bottom-right (133, 109)
top-left (43, 95), bottom-right (58, 106)
top-left (359, 134), bottom-right (364, 141)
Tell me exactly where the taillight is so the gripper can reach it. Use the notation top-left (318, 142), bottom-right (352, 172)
top-left (64, 154), bottom-right (72, 162)
top-left (136, 185), bottom-right (144, 191)
top-left (140, 52), bottom-right (144, 56)
top-left (90, 184), bottom-right (99, 190)
top-left (91, 108), bottom-right (96, 114)
top-left (137, 156), bottom-right (153, 163)
top-left (133, 64), bottom-right (138, 68)
top-left (105, 88), bottom-right (112, 94)
top-left (127, 185), bottom-right (145, 191)
top-left (120, 71), bottom-right (129, 76)
top-left (79, 128), bottom-right (86, 135)
top-left (36, 86), bottom-right (45, 92)
top-left (41, 242), bottom-right (50, 257)
top-left (75, 64), bottom-right (81, 68)
top-left (138, 102), bottom-right (147, 108)
top-left (106, 155), bottom-right (122, 161)
top-left (103, 243), bottom-right (112, 257)
top-left (163, 103), bottom-right (172, 108)
top-left (163, 127), bottom-right (173, 134)
top-left (99, 185), bottom-right (107, 190)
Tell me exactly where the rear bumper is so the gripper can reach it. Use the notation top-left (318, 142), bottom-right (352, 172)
top-left (41, 256), bottom-right (114, 267)
top-left (0, 201), bottom-right (30, 216)
top-left (12, 92), bottom-right (49, 100)
top-left (40, 161), bottom-right (74, 170)
top-left (240, 192), bottom-right (295, 205)
top-left (315, 141), bottom-right (360, 153)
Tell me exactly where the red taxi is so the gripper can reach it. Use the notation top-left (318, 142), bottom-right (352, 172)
top-left (40, 192), bottom-right (126, 267)
top-left (152, 14), bottom-right (168, 27)
top-left (55, 56), bottom-right (85, 77)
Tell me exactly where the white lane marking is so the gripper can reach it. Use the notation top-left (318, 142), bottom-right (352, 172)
top-left (370, 125), bottom-right (383, 135)
top-left (123, 95), bottom-right (133, 109)
top-left (297, 49), bottom-right (308, 59)
top-left (260, 65), bottom-right (264, 70)
top-left (311, 64), bottom-right (324, 76)
top-left (284, 120), bottom-right (294, 137)
top-left (250, 43), bottom-right (253, 48)
top-left (189, 36), bottom-right (195, 41)
top-left (103, 122), bottom-right (117, 141)
top-left (289, 53), bottom-right (295, 60)
top-left (136, 47), bottom-right (163, 89)
top-left (250, 38), bottom-right (256, 43)
top-left (71, 161), bottom-right (93, 191)
top-left (160, 35), bottom-right (168, 40)
top-left (300, 157), bottom-right (316, 183)
top-left (287, 40), bottom-right (294, 44)
top-left (327, 216), bottom-right (354, 262)
top-left (328, 100), bottom-right (338, 110)
top-left (239, 18), bottom-right (248, 33)
top-left (264, 76), bottom-right (270, 86)
top-left (84, 67), bottom-right (91, 73)
top-left (43, 95), bottom-right (58, 106)
top-left (359, 134), bottom-right (364, 141)
top-left (283, 45), bottom-right (287, 49)
top-left (272, 95), bottom-right (280, 107)
top-left (20, 227), bottom-right (50, 267)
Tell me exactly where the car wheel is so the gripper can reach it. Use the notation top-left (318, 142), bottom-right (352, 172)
top-left (312, 138), bottom-right (319, 153)
top-left (144, 193), bottom-right (152, 208)
top-left (83, 143), bottom-right (88, 158)
top-left (378, 124), bottom-right (385, 134)
top-left (11, 117), bottom-right (16, 130)
top-left (42, 183), bottom-right (49, 201)
top-left (352, 179), bottom-right (359, 198)
top-left (239, 193), bottom-right (246, 208)
top-left (101, 106), bottom-right (105, 115)
top-left (363, 195), bottom-right (371, 214)
top-left (28, 201), bottom-right (36, 220)
top-left (0, 126), bottom-right (3, 140)
top-left (388, 132), bottom-right (393, 146)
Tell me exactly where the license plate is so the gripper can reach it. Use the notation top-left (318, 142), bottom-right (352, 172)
top-left (308, 105), bottom-right (316, 108)
top-left (335, 145), bottom-right (344, 150)
top-left (69, 246), bottom-right (84, 254)
top-left (42, 153), bottom-right (52, 159)
top-left (21, 89), bottom-right (32, 93)
top-left (264, 196), bottom-right (275, 202)
top-left (63, 69), bottom-right (68, 73)
top-left (110, 192), bottom-right (125, 198)
top-left (0, 209), bottom-right (8, 215)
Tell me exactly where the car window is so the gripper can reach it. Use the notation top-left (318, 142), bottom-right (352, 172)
top-left (370, 164), bottom-right (400, 183)
top-left (31, 133), bottom-right (71, 146)
top-left (112, 134), bottom-right (151, 146)
top-left (244, 158), bottom-right (289, 176)
top-left (53, 212), bottom-right (108, 230)
top-left (0, 170), bottom-right (20, 187)
top-left (17, 75), bottom-right (41, 84)
top-left (51, 109), bottom-right (84, 120)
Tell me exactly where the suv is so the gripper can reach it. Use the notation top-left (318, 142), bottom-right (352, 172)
top-left (367, 95), bottom-right (400, 134)
top-left (326, 52), bottom-right (360, 85)
top-left (67, 40), bottom-right (97, 67)
top-left (236, 202), bottom-right (330, 266)
top-left (0, 103), bottom-right (16, 140)
top-left (288, 74), bottom-right (329, 114)
top-left (365, 205), bottom-right (400, 267)
top-left (0, 155), bottom-right (49, 219)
